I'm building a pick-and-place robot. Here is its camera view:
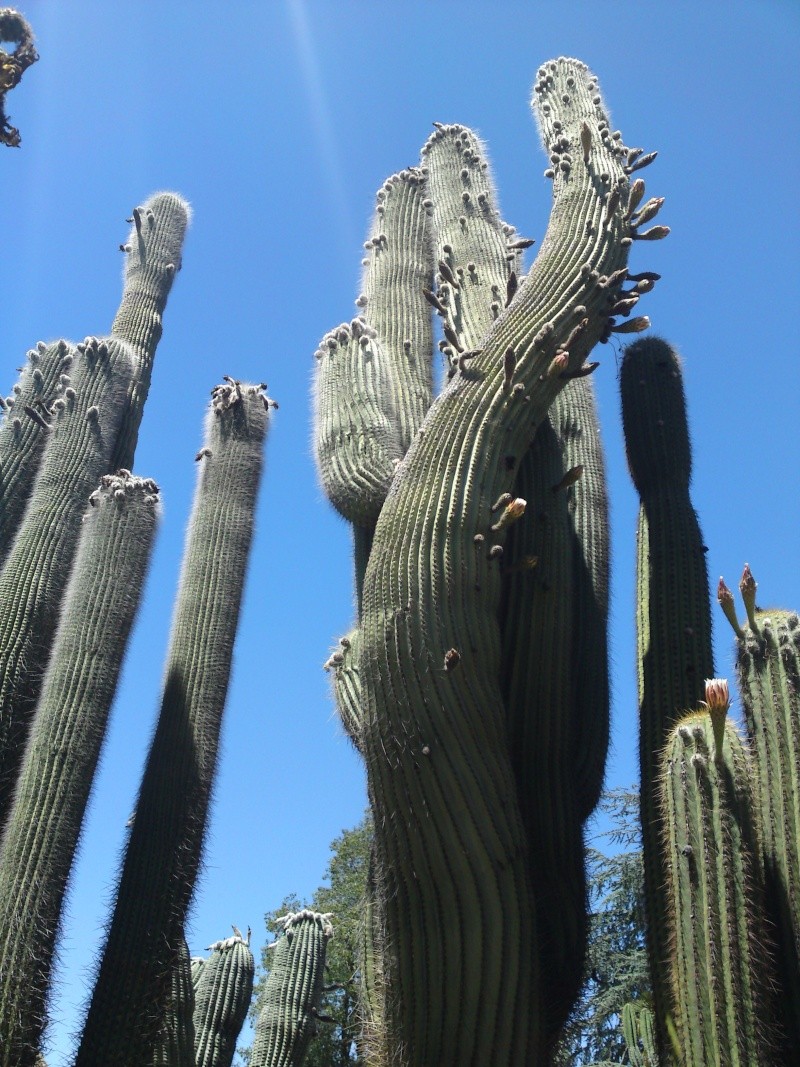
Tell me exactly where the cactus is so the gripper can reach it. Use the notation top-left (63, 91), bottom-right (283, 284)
top-left (621, 1002), bottom-right (658, 1067)
top-left (76, 378), bottom-right (273, 1064)
top-left (660, 700), bottom-right (778, 1064)
top-left (0, 192), bottom-right (190, 825)
top-left (314, 57), bottom-right (664, 1063)
top-left (620, 336), bottom-right (713, 1058)
top-left (193, 927), bottom-right (255, 1067)
top-left (250, 910), bottom-right (334, 1067)
top-left (720, 576), bottom-right (800, 1046)
top-left (0, 471), bottom-right (160, 1066)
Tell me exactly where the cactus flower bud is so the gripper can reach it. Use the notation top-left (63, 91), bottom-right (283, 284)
top-left (491, 497), bottom-right (527, 532)
top-left (703, 678), bottom-right (730, 761)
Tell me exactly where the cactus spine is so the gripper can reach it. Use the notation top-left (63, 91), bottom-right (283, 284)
top-left (193, 928), bottom-right (255, 1067)
top-left (153, 938), bottom-right (196, 1067)
top-left (660, 706), bottom-right (777, 1064)
top-left (0, 472), bottom-right (160, 1066)
top-left (250, 910), bottom-right (334, 1067)
top-left (76, 379), bottom-right (272, 1064)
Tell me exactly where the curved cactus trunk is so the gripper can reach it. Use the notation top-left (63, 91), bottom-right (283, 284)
top-left (76, 380), bottom-right (272, 1064)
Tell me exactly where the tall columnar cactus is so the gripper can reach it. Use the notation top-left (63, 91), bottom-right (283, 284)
top-left (659, 693), bottom-right (778, 1065)
top-left (250, 910), bottom-right (334, 1067)
top-left (193, 927), bottom-right (255, 1067)
top-left (316, 58), bottom-right (666, 1063)
top-left (719, 574), bottom-right (800, 1046)
top-left (0, 471), bottom-right (160, 1067)
top-left (76, 378), bottom-right (273, 1064)
top-left (0, 192), bottom-right (189, 825)
top-left (620, 336), bottom-right (713, 1058)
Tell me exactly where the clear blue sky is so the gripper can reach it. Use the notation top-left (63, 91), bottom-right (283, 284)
top-left (4, 2), bottom-right (799, 1062)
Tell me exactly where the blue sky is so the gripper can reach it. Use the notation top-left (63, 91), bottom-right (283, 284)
top-left (4, 2), bottom-right (799, 1062)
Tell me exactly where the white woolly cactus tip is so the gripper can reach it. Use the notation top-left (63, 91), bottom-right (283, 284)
top-left (270, 909), bottom-right (335, 941)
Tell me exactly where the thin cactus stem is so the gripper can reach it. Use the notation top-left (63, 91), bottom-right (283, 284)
top-left (620, 336), bottom-right (713, 1060)
top-left (0, 472), bottom-right (160, 1067)
top-left (75, 380), bottom-right (272, 1065)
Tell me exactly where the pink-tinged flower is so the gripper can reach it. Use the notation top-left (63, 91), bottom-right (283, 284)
top-left (491, 497), bottom-right (527, 532)
top-left (704, 678), bottom-right (730, 713)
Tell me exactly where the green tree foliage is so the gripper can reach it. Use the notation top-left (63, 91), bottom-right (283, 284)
top-left (241, 815), bottom-right (373, 1066)
top-left (555, 789), bottom-right (651, 1065)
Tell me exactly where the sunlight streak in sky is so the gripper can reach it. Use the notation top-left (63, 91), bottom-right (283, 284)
top-left (286, 0), bottom-right (358, 259)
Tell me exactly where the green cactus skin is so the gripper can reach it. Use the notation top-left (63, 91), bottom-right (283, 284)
top-left (735, 607), bottom-right (800, 1046)
top-left (315, 169), bottom-right (433, 529)
top-left (314, 318), bottom-right (402, 528)
top-left (0, 471), bottom-right (160, 1067)
top-left (620, 337), bottom-right (713, 1059)
top-left (75, 379), bottom-right (272, 1065)
top-left (356, 58), bottom-right (645, 1064)
top-left (193, 929), bottom-right (255, 1067)
top-left (192, 954), bottom-right (208, 995)
top-left (153, 938), bottom-right (196, 1067)
top-left (660, 712), bottom-right (779, 1065)
top-left (329, 627), bottom-right (363, 752)
top-left (361, 169), bottom-right (435, 455)
top-left (0, 336), bottom-right (135, 825)
top-left (110, 192), bottom-right (192, 471)
top-left (0, 339), bottom-right (78, 565)
top-left (250, 910), bottom-right (334, 1067)
top-left (358, 848), bottom-right (387, 1067)
top-left (622, 1002), bottom-right (658, 1067)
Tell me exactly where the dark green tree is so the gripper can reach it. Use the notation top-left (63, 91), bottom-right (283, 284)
top-left (555, 789), bottom-right (651, 1065)
top-left (241, 815), bottom-right (373, 1066)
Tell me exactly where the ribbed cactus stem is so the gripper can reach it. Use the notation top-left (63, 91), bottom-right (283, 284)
top-left (75, 379), bottom-right (272, 1065)
top-left (0, 336), bottom-right (135, 824)
top-left (660, 711), bottom-right (778, 1065)
top-left (152, 938), bottom-right (196, 1067)
top-left (358, 58), bottom-right (641, 1063)
top-left (735, 601), bottom-right (800, 1045)
top-left (193, 928), bottom-right (255, 1067)
top-left (329, 628), bottom-right (363, 752)
top-left (110, 192), bottom-right (192, 470)
top-left (250, 910), bottom-right (334, 1067)
top-left (0, 471), bottom-right (160, 1067)
top-left (621, 336), bottom-right (713, 1058)
top-left (0, 339), bottom-right (78, 564)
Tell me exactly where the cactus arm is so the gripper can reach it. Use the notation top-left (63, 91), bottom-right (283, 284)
top-left (0, 336), bottom-right (135, 824)
top-left (110, 192), bottom-right (192, 470)
top-left (661, 712), bottom-right (778, 1064)
top-left (361, 169), bottom-right (435, 453)
top-left (193, 930), bottom-right (255, 1067)
top-left (620, 336), bottom-right (714, 1057)
top-left (250, 911), bottom-right (334, 1067)
top-left (0, 472), bottom-right (160, 1067)
top-left (75, 380), bottom-right (271, 1065)
top-left (358, 58), bottom-right (641, 1063)
top-left (0, 340), bottom-right (78, 565)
